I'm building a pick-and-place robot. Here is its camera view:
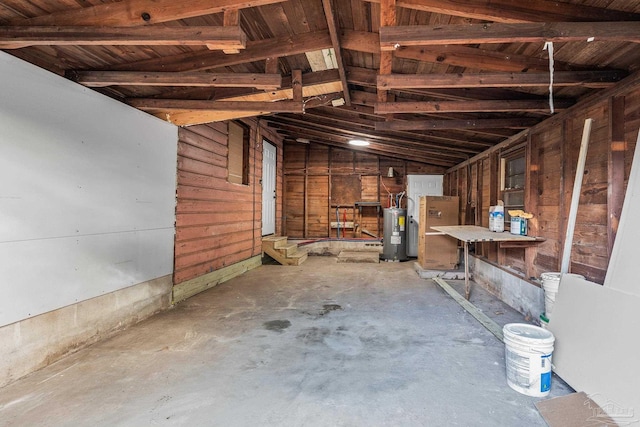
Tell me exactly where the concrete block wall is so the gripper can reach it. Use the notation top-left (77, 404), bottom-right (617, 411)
top-left (0, 275), bottom-right (172, 388)
top-left (470, 256), bottom-right (544, 321)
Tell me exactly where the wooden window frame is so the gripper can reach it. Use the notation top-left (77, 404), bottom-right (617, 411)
top-left (500, 146), bottom-right (526, 227)
top-left (228, 121), bottom-right (250, 185)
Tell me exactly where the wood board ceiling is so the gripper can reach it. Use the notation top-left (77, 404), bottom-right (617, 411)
top-left (1, 0), bottom-right (640, 167)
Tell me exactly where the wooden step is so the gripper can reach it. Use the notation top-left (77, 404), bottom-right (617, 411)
top-left (262, 235), bottom-right (289, 250)
top-left (285, 250), bottom-right (308, 266)
top-left (261, 236), bottom-right (307, 266)
top-left (278, 243), bottom-right (299, 257)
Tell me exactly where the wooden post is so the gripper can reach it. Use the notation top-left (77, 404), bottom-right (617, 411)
top-left (304, 143), bottom-right (309, 238)
top-left (561, 118), bottom-right (593, 274)
top-left (608, 96), bottom-right (625, 257)
top-left (558, 119), bottom-right (570, 271)
top-left (464, 241), bottom-right (471, 299)
top-left (525, 132), bottom-right (540, 278)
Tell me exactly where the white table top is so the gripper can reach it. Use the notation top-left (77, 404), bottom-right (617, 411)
top-left (431, 225), bottom-right (538, 243)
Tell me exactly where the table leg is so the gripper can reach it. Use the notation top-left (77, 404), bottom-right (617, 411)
top-left (464, 241), bottom-right (470, 300)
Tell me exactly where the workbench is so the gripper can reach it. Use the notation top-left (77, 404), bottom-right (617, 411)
top-left (431, 225), bottom-right (541, 299)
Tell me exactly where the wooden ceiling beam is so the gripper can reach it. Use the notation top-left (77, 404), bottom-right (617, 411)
top-left (351, 89), bottom-right (548, 120)
top-left (378, 70), bottom-right (626, 90)
top-left (221, 9), bottom-right (241, 54)
top-left (110, 30), bottom-right (332, 72)
top-left (375, 118), bottom-right (540, 131)
top-left (380, 22), bottom-right (640, 50)
top-left (71, 71), bottom-right (282, 89)
top-left (281, 135), bottom-right (456, 167)
top-left (363, 0), bottom-right (640, 23)
top-left (324, 104), bottom-right (514, 138)
top-left (133, 74), bottom-right (343, 125)
top-left (347, 66), bottom-right (568, 101)
top-left (377, 0), bottom-right (396, 104)
top-left (270, 123), bottom-right (467, 164)
top-left (9, 0), bottom-right (287, 27)
top-left (341, 30), bottom-right (580, 73)
top-left (0, 26), bottom-right (246, 50)
top-left (292, 70), bottom-right (302, 103)
top-left (127, 69), bottom-right (339, 103)
top-left (127, 99), bottom-right (304, 112)
top-left (269, 114), bottom-right (486, 154)
top-left (301, 109), bottom-right (496, 149)
top-left (375, 99), bottom-right (573, 114)
top-left (321, 0), bottom-right (351, 106)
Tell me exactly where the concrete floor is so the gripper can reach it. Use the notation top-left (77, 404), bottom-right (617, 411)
top-left (0, 256), bottom-right (571, 426)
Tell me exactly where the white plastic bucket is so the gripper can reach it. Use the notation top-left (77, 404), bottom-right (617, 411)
top-left (503, 323), bottom-right (555, 397)
top-left (540, 272), bottom-right (584, 318)
top-left (539, 313), bottom-right (549, 330)
top-left (540, 272), bottom-right (561, 318)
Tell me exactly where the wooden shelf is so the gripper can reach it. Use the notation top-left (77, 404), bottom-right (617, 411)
top-left (498, 237), bottom-right (546, 248)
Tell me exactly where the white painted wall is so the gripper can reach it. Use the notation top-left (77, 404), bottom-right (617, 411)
top-left (0, 52), bottom-right (178, 327)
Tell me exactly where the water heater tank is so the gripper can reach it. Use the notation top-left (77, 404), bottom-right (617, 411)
top-left (382, 207), bottom-right (408, 261)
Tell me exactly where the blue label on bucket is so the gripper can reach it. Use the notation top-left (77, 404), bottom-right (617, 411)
top-left (540, 353), bottom-right (552, 392)
top-left (540, 372), bottom-right (551, 392)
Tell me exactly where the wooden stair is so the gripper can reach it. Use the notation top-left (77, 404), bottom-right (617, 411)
top-left (262, 236), bottom-right (308, 266)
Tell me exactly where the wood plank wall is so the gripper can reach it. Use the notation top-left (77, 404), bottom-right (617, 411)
top-left (174, 119), bottom-right (283, 285)
top-left (283, 144), bottom-right (445, 238)
top-left (444, 74), bottom-right (640, 283)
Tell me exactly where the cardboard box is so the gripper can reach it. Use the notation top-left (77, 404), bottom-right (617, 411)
top-left (418, 196), bottom-right (459, 270)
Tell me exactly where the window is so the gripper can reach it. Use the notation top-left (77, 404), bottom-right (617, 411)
top-left (500, 149), bottom-right (525, 224)
top-left (228, 121), bottom-right (250, 185)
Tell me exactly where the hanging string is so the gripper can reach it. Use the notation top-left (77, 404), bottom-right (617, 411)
top-left (543, 41), bottom-right (555, 114)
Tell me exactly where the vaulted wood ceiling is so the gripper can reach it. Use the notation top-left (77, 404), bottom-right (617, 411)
top-left (2, 0), bottom-right (640, 167)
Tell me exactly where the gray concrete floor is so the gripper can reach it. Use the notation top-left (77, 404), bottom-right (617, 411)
top-left (0, 256), bottom-right (571, 426)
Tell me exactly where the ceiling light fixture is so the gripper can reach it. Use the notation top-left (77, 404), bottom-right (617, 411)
top-left (348, 139), bottom-right (369, 146)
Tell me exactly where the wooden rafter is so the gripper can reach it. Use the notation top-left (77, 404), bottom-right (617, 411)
top-left (377, 71), bottom-right (626, 89)
top-left (72, 71), bottom-right (282, 89)
top-left (304, 106), bottom-right (501, 146)
top-left (128, 99), bottom-right (304, 112)
top-left (265, 57), bottom-right (280, 74)
top-left (375, 118), bottom-right (540, 131)
top-left (130, 71), bottom-right (343, 125)
top-left (323, 104), bottom-right (515, 139)
top-left (292, 70), bottom-right (302, 103)
top-left (281, 134), bottom-right (457, 167)
top-left (271, 120), bottom-right (471, 159)
top-left (0, 26), bottom-right (247, 51)
top-left (131, 69), bottom-right (339, 106)
top-left (284, 111), bottom-right (494, 151)
top-left (9, 0), bottom-right (287, 27)
top-left (375, 99), bottom-right (573, 114)
top-left (377, 0), bottom-right (396, 104)
top-left (341, 30), bottom-right (582, 73)
top-left (109, 30), bottom-right (332, 72)
top-left (380, 22), bottom-right (640, 50)
top-left (270, 122), bottom-right (466, 165)
top-left (321, 0), bottom-right (351, 106)
top-left (363, 0), bottom-right (640, 23)
top-left (221, 9), bottom-right (241, 54)
top-left (347, 65), bottom-right (581, 102)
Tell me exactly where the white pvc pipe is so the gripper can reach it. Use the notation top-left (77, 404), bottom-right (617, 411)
top-left (561, 118), bottom-right (593, 273)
